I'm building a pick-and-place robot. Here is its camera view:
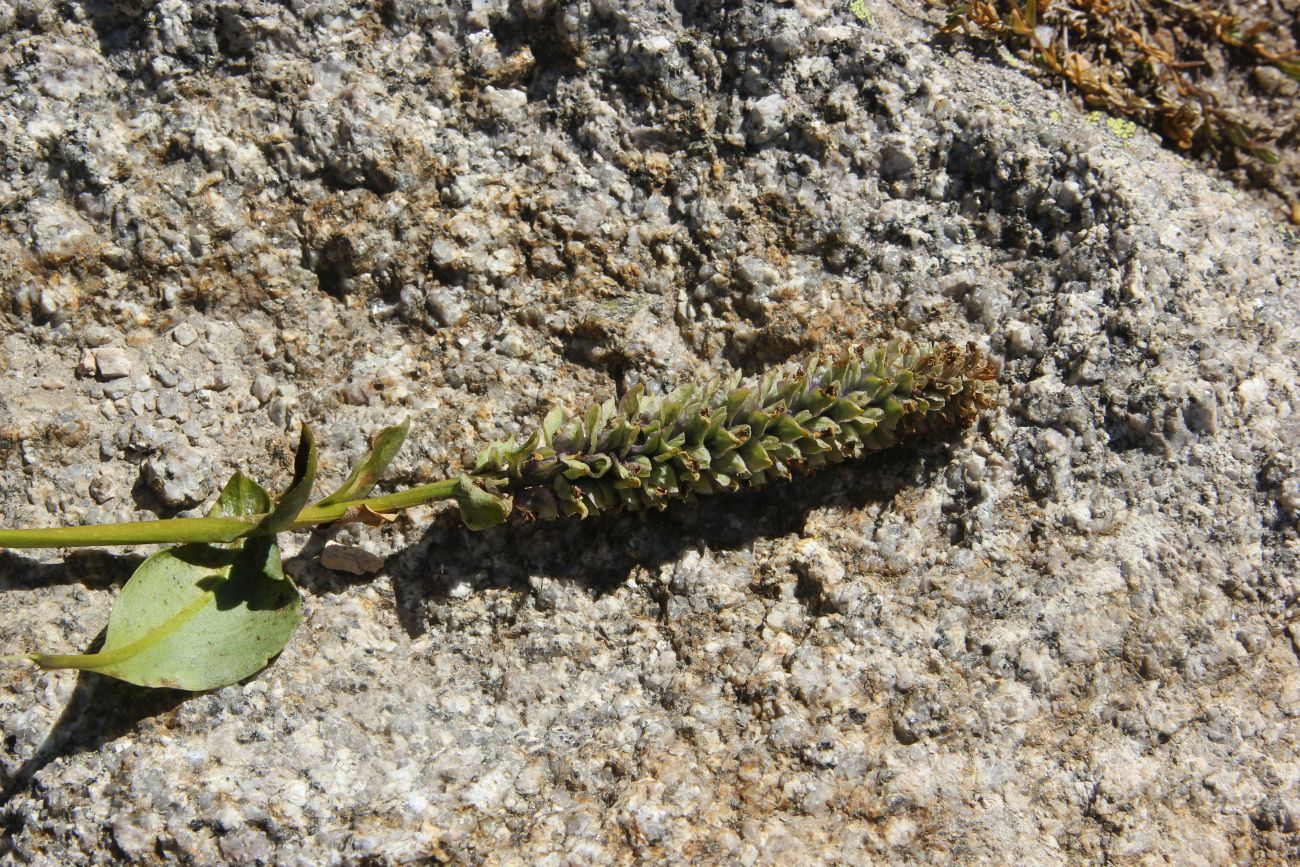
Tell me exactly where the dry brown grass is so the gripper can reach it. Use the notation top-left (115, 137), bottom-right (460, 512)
top-left (938, 0), bottom-right (1300, 222)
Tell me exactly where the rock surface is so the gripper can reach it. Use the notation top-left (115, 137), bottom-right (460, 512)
top-left (1, 1), bottom-right (1298, 864)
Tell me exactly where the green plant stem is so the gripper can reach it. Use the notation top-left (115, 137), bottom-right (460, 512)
top-left (0, 479), bottom-right (461, 550)
top-left (306, 479), bottom-right (459, 520)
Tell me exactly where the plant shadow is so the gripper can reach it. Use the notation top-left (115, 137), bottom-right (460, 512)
top-left (0, 666), bottom-right (189, 810)
top-left (0, 549), bottom-right (143, 591)
top-left (384, 440), bottom-right (957, 637)
top-left (0, 439), bottom-right (959, 801)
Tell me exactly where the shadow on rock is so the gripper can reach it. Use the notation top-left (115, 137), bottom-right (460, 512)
top-left (81, 0), bottom-right (151, 57)
top-left (385, 441), bottom-right (957, 638)
top-left (0, 668), bottom-right (188, 809)
top-left (0, 549), bottom-right (143, 591)
top-left (0, 441), bottom-right (959, 779)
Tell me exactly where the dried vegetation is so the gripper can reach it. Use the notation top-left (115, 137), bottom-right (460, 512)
top-left (938, 0), bottom-right (1300, 222)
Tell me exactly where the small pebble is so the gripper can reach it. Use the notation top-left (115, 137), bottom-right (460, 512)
top-left (251, 375), bottom-right (277, 404)
top-left (320, 543), bottom-right (386, 575)
top-left (143, 439), bottom-right (210, 507)
top-left (171, 322), bottom-right (199, 346)
top-left (94, 347), bottom-right (132, 380)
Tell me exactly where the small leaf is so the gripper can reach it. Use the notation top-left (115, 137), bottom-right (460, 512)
top-left (713, 451), bottom-right (749, 479)
top-left (723, 387), bottom-right (753, 423)
top-left (603, 419), bottom-right (637, 453)
top-left (617, 384), bottom-right (644, 418)
top-left (336, 504), bottom-right (400, 526)
top-left (584, 403), bottom-right (604, 451)
top-left (507, 431), bottom-right (540, 476)
top-left (29, 538), bottom-right (300, 690)
top-left (209, 472), bottom-right (272, 519)
top-left (454, 476), bottom-right (512, 530)
top-left (257, 425), bottom-right (318, 534)
top-left (554, 418), bottom-right (585, 453)
top-left (473, 440), bottom-right (507, 474)
top-left (561, 456), bottom-right (594, 479)
top-left (542, 405), bottom-right (567, 445)
top-left (739, 439), bottom-right (774, 474)
top-left (316, 418), bottom-right (410, 507)
top-left (1249, 145), bottom-right (1282, 165)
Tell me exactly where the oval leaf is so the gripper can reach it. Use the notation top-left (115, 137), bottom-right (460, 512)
top-left (209, 471), bottom-right (272, 519)
top-left (315, 417), bottom-right (410, 507)
top-left (29, 538), bottom-right (300, 690)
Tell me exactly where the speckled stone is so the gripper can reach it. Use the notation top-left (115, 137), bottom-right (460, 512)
top-left (1, 1), bottom-right (1298, 864)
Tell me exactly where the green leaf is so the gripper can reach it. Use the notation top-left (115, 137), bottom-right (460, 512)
top-left (739, 439), bottom-right (774, 474)
top-left (209, 472), bottom-right (272, 519)
top-left (1248, 145), bottom-right (1282, 165)
top-left (561, 456), bottom-right (594, 479)
top-left (257, 425), bottom-right (318, 534)
top-left (473, 440), bottom-right (510, 474)
top-left (29, 539), bottom-right (301, 690)
top-left (505, 431), bottom-right (540, 477)
top-left (315, 418), bottom-right (410, 507)
top-left (454, 476), bottom-right (512, 530)
top-left (29, 477), bottom-right (298, 691)
top-left (541, 405), bottom-right (567, 445)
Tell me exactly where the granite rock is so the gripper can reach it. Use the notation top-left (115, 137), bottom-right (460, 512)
top-left (1, 1), bottom-right (1298, 864)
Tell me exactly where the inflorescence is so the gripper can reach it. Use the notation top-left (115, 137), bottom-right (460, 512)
top-left (463, 341), bottom-right (997, 526)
